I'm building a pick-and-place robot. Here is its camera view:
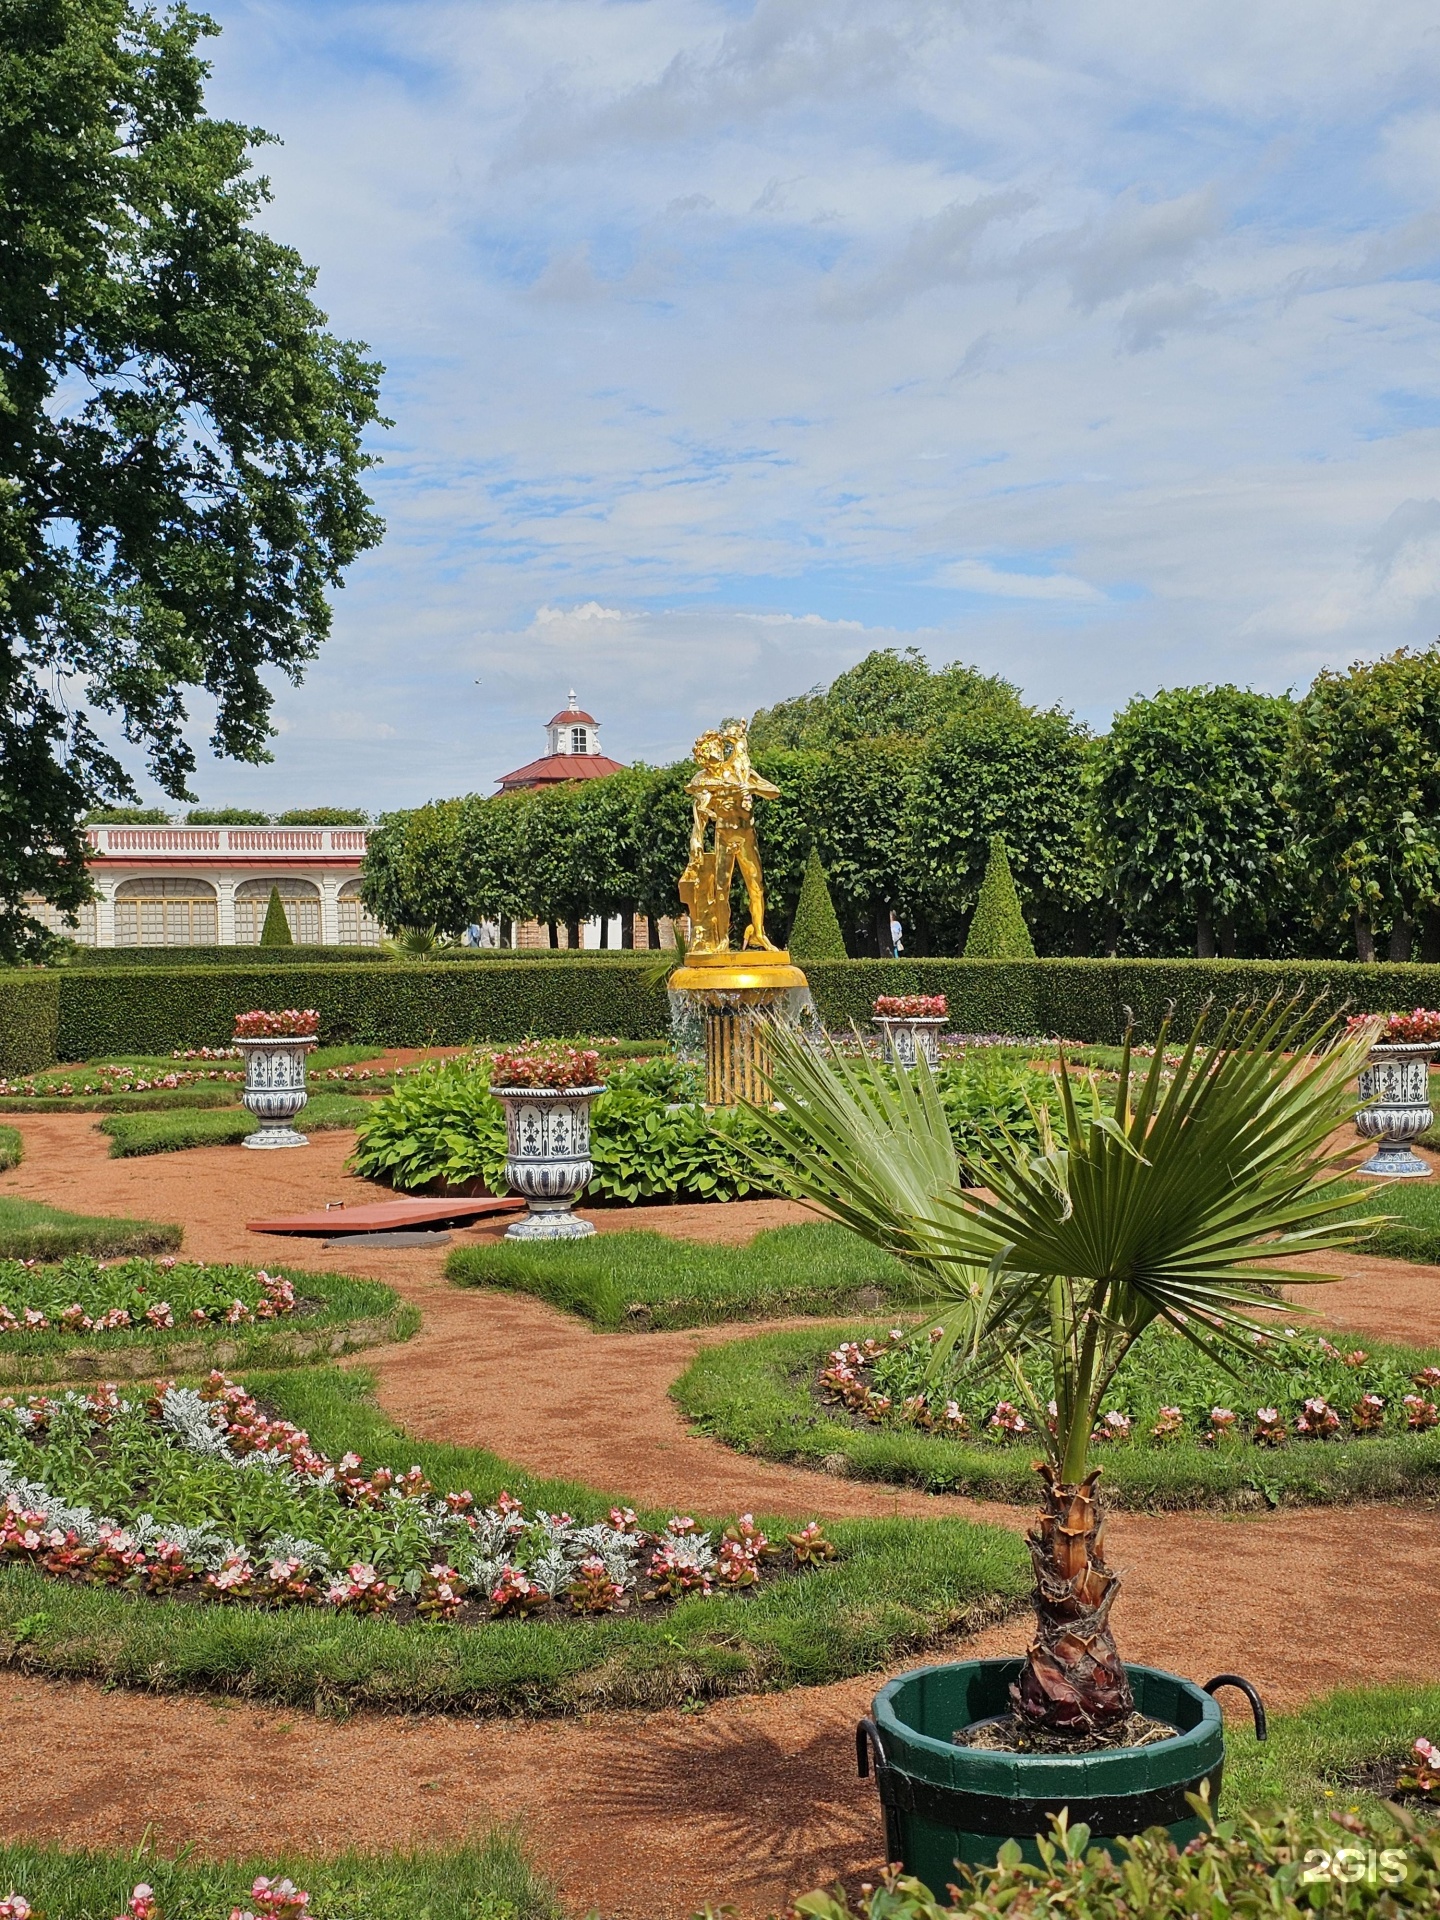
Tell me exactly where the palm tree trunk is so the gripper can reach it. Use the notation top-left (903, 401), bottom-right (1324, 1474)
top-left (1011, 1465), bottom-right (1134, 1736)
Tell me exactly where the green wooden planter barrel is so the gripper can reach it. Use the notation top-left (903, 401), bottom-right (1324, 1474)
top-left (859, 1659), bottom-right (1261, 1881)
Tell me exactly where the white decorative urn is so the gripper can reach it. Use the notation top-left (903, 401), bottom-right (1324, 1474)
top-left (491, 1083), bottom-right (603, 1238)
top-left (236, 1035), bottom-right (316, 1149)
top-left (873, 999), bottom-right (949, 1072)
top-left (1356, 1041), bottom-right (1435, 1178)
top-left (874, 1015), bottom-right (947, 1071)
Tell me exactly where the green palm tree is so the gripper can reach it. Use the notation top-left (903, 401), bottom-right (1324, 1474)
top-left (750, 1001), bottom-right (1382, 1740)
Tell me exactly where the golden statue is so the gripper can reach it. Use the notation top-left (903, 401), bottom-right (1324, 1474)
top-left (670, 720), bottom-right (807, 1003)
top-left (680, 722), bottom-right (779, 955)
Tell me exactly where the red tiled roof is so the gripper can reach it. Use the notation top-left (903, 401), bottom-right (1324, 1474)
top-left (497, 752), bottom-right (626, 790)
top-left (546, 706), bottom-right (598, 727)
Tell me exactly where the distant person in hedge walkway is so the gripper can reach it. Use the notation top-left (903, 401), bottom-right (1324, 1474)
top-left (889, 912), bottom-right (904, 957)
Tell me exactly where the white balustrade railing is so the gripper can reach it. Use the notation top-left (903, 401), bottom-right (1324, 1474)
top-left (85, 825), bottom-right (369, 860)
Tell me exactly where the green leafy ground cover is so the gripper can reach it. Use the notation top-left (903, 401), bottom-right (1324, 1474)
top-left (447, 1223), bottom-right (929, 1329)
top-left (0, 1828), bottom-right (558, 1920)
top-left (351, 1051), bottom-right (1061, 1201)
top-left (351, 1054), bottom-right (776, 1202)
top-left (0, 1259), bottom-right (413, 1383)
top-left (674, 1322), bottom-right (1440, 1509)
top-left (0, 1365), bottom-right (1027, 1714)
top-left (100, 1092), bottom-right (378, 1156)
top-left (0, 1126), bottom-right (19, 1170)
top-left (0, 1197), bottom-right (182, 1262)
top-left (803, 1800), bottom-right (1440, 1919)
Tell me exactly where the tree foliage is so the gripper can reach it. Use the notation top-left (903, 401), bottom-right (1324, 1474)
top-left (1090, 685), bottom-right (1293, 958)
top-left (788, 847), bottom-right (848, 960)
top-left (1, 0), bottom-right (385, 959)
top-left (747, 646), bottom-right (1021, 750)
top-left (903, 707), bottom-right (1096, 953)
top-left (1282, 647), bottom-right (1440, 960)
top-left (963, 835), bottom-right (1035, 959)
top-left (258, 885), bottom-right (291, 946)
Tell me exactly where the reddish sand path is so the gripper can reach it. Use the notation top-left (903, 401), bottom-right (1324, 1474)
top-left (3, 1114), bottom-right (1440, 1918)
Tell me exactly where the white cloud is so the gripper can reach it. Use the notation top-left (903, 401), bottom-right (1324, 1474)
top-left (116, 0), bottom-right (1440, 810)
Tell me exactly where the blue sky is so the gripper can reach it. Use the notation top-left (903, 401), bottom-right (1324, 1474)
top-left (145, 0), bottom-right (1440, 808)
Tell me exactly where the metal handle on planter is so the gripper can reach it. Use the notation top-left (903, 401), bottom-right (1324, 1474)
top-left (1204, 1673), bottom-right (1267, 1741)
top-left (856, 1716), bottom-right (888, 1777)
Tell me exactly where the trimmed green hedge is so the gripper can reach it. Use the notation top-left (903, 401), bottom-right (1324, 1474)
top-left (802, 956), bottom-right (1440, 1041)
top-left (0, 972), bottom-right (60, 1074)
top-left (69, 944), bottom-right (390, 967)
top-left (19, 954), bottom-right (1440, 1059)
top-left (55, 959), bottom-right (672, 1056)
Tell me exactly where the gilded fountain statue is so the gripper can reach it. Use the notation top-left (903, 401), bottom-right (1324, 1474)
top-left (670, 721), bottom-right (807, 1103)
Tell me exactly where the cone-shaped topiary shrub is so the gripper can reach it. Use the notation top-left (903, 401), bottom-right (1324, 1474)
top-left (964, 834), bottom-right (1035, 958)
top-left (789, 847), bottom-right (848, 959)
top-left (259, 886), bottom-right (294, 946)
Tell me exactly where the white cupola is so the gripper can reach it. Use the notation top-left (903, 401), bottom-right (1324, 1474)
top-left (545, 691), bottom-right (600, 756)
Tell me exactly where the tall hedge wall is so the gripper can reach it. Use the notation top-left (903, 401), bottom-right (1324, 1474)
top-left (54, 960), bottom-right (672, 1058)
top-left (17, 954), bottom-right (1440, 1063)
top-left (69, 946), bottom-right (391, 968)
top-left (0, 973), bottom-right (61, 1074)
top-left (801, 957), bottom-right (1440, 1041)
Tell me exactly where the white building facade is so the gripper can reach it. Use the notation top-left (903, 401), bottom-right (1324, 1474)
top-left (29, 824), bottom-right (384, 948)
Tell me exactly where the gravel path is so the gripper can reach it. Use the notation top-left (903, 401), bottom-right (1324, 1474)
top-left (3, 1113), bottom-right (1439, 1918)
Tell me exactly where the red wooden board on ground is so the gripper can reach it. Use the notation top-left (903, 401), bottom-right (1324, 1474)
top-left (247, 1196), bottom-right (523, 1236)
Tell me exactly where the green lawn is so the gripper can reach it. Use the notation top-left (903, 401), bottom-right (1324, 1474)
top-left (0, 1828), bottom-right (557, 1920)
top-left (1339, 1176), bottom-right (1440, 1264)
top-left (674, 1323), bottom-right (1440, 1510)
top-left (446, 1222), bottom-right (933, 1329)
top-left (0, 1364), bottom-right (1027, 1715)
top-left (0, 1263), bottom-right (416, 1385)
top-left (99, 1090), bottom-right (379, 1156)
top-left (0, 1124), bottom-right (19, 1169)
top-left (0, 1195), bottom-right (182, 1260)
top-left (1223, 1680), bottom-right (1440, 1818)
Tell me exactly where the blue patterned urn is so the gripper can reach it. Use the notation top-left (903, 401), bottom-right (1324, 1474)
top-left (236, 1035), bottom-right (316, 1149)
top-left (491, 1083), bottom-right (603, 1239)
top-left (1355, 1041), bottom-right (1435, 1178)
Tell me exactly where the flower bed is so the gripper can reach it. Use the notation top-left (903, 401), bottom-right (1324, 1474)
top-left (1, 1877), bottom-right (315, 1920)
top-left (0, 1263), bottom-right (413, 1385)
top-left (874, 994), bottom-right (947, 1019)
top-left (0, 1258), bottom-right (297, 1339)
top-left (820, 1323), bottom-right (1440, 1448)
top-left (673, 1322), bottom-right (1440, 1509)
top-left (0, 1373), bottom-right (834, 1623)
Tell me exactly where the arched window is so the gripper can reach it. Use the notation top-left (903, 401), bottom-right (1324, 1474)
top-left (337, 879), bottom-right (383, 948)
top-left (234, 877), bottom-right (322, 945)
top-left (23, 895), bottom-right (97, 945)
top-left (570, 726), bottom-right (587, 752)
top-left (114, 877), bottom-right (217, 946)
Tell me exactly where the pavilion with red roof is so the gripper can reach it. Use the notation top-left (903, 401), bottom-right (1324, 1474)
top-left (496, 693), bottom-right (626, 790)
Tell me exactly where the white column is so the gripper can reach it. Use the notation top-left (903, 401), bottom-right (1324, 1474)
top-left (321, 877), bottom-right (341, 946)
top-left (215, 877), bottom-right (237, 946)
top-left (93, 877), bottom-right (117, 948)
